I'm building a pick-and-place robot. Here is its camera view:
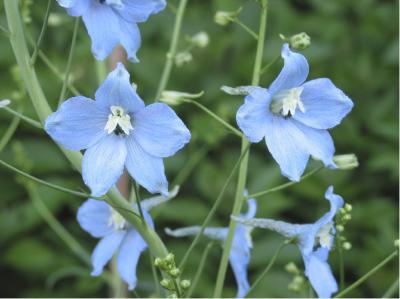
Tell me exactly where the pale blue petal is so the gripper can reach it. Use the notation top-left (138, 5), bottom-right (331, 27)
top-left (293, 79), bottom-right (354, 129)
top-left (82, 4), bottom-right (141, 62)
top-left (57, 0), bottom-right (90, 16)
top-left (265, 117), bottom-right (336, 181)
top-left (95, 63), bottom-right (145, 113)
top-left (83, 134), bottom-right (127, 196)
top-left (45, 96), bottom-right (108, 151)
top-left (117, 228), bottom-right (148, 290)
top-left (303, 252), bottom-right (338, 298)
top-left (125, 136), bottom-right (168, 196)
top-left (236, 87), bottom-right (271, 143)
top-left (77, 199), bottom-right (114, 238)
top-left (116, 0), bottom-right (166, 23)
top-left (242, 199), bottom-right (257, 220)
top-left (133, 103), bottom-right (191, 158)
top-left (91, 231), bottom-right (125, 276)
top-left (230, 225), bottom-right (251, 298)
top-left (269, 44), bottom-right (309, 95)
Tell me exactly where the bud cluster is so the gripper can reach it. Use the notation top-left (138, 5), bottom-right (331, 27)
top-left (285, 263), bottom-right (306, 293)
top-left (335, 203), bottom-right (353, 250)
top-left (175, 31), bottom-right (210, 67)
top-left (279, 32), bottom-right (311, 50)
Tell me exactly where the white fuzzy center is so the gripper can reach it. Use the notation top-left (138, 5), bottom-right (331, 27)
top-left (316, 222), bottom-right (334, 249)
top-left (108, 207), bottom-right (126, 231)
top-left (104, 106), bottom-right (133, 135)
top-left (270, 87), bottom-right (305, 117)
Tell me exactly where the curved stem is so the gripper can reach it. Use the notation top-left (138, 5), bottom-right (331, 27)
top-left (230, 17), bottom-right (258, 40)
top-left (335, 251), bottom-right (398, 298)
top-left (381, 277), bottom-right (399, 298)
top-left (3, 105), bottom-right (42, 128)
top-left (213, 1), bottom-right (268, 297)
top-left (154, 0), bottom-right (188, 101)
top-left (0, 110), bottom-right (20, 151)
top-left (260, 54), bottom-right (280, 74)
top-left (248, 166), bottom-right (323, 198)
top-left (30, 0), bottom-right (52, 65)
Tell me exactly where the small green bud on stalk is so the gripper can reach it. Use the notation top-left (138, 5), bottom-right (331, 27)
top-left (214, 8), bottom-right (242, 26)
top-left (167, 293), bottom-right (178, 299)
top-left (169, 268), bottom-right (181, 278)
top-left (343, 242), bottom-right (352, 250)
top-left (165, 253), bottom-right (175, 264)
top-left (160, 90), bottom-right (204, 106)
top-left (343, 214), bottom-right (352, 221)
top-left (160, 278), bottom-right (174, 290)
top-left (344, 203), bottom-right (353, 212)
top-left (280, 32), bottom-right (311, 50)
top-left (175, 51), bottom-right (193, 67)
top-left (336, 225), bottom-right (344, 232)
top-left (154, 257), bottom-right (163, 267)
top-left (333, 154), bottom-right (359, 170)
top-left (285, 262), bottom-right (300, 275)
top-left (190, 31), bottom-right (209, 48)
top-left (0, 99), bottom-right (11, 108)
top-left (180, 279), bottom-right (191, 289)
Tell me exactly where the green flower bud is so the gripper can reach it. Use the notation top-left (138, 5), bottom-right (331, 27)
top-left (336, 225), bottom-right (344, 232)
top-left (333, 154), bottom-right (359, 170)
top-left (343, 214), bottom-right (352, 221)
top-left (180, 279), bottom-right (191, 289)
top-left (343, 242), bottom-right (352, 250)
top-left (191, 31), bottom-right (209, 48)
top-left (280, 32), bottom-right (311, 50)
top-left (167, 293), bottom-right (178, 299)
top-left (154, 257), bottom-right (163, 267)
top-left (0, 99), bottom-right (11, 108)
top-left (394, 239), bottom-right (399, 248)
top-left (175, 51), bottom-right (193, 67)
top-left (165, 253), bottom-right (175, 264)
top-left (160, 278), bottom-right (174, 290)
top-left (344, 203), bottom-right (353, 212)
top-left (285, 262), bottom-right (300, 275)
top-left (159, 90), bottom-right (204, 106)
top-left (214, 8), bottom-right (242, 26)
top-left (169, 268), bottom-right (181, 278)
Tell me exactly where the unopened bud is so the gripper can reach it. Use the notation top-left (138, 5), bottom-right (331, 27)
top-left (344, 203), bottom-right (353, 212)
top-left (214, 8), bottom-right (242, 26)
top-left (280, 32), bottom-right (311, 50)
top-left (175, 51), bottom-right (192, 67)
top-left (154, 257), bottom-right (163, 267)
top-left (0, 99), bottom-right (11, 108)
top-left (191, 31), bottom-right (209, 48)
top-left (394, 239), bottom-right (399, 248)
top-left (285, 262), bottom-right (300, 275)
top-left (180, 279), bottom-right (191, 289)
top-left (343, 242), bottom-right (352, 250)
top-left (333, 154), bottom-right (359, 170)
top-left (167, 293), bottom-right (178, 299)
top-left (160, 278), bottom-right (174, 290)
top-left (343, 214), bottom-right (352, 221)
top-left (169, 268), bottom-right (180, 278)
top-left (336, 225), bottom-right (344, 232)
top-left (165, 253), bottom-right (175, 264)
top-left (160, 90), bottom-right (204, 106)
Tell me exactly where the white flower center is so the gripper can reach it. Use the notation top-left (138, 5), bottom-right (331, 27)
top-left (104, 106), bottom-right (133, 135)
top-left (108, 207), bottom-right (126, 231)
top-left (99, 0), bottom-right (123, 7)
top-left (270, 87), bottom-right (305, 117)
top-left (316, 222), bottom-right (334, 249)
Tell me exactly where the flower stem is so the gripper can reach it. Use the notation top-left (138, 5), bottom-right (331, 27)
top-left (337, 232), bottom-right (345, 289)
top-left (30, 0), bottom-right (52, 65)
top-left (2, 105), bottom-right (42, 128)
top-left (335, 251), bottom-right (398, 298)
top-left (260, 54), bottom-right (280, 74)
top-left (229, 17), bottom-right (258, 40)
top-left (183, 99), bottom-right (242, 137)
top-left (248, 166), bottom-right (323, 198)
top-left (381, 277), bottom-right (399, 298)
top-left (213, 1), bottom-right (268, 297)
top-left (0, 110), bottom-right (20, 152)
top-left (154, 0), bottom-right (188, 101)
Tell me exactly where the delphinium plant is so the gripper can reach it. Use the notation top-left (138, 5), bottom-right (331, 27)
top-left (0, 0), bottom-right (398, 298)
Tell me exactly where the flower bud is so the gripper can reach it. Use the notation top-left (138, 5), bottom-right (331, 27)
top-left (394, 239), bottom-right (399, 248)
top-left (0, 99), bottom-right (11, 108)
top-left (159, 90), bottom-right (204, 106)
top-left (160, 278), bottom-right (174, 290)
top-left (333, 154), bottom-right (359, 170)
top-left (343, 242), bottom-right (352, 250)
top-left (280, 32), bottom-right (311, 50)
top-left (343, 214), bottom-right (352, 221)
top-left (167, 293), bottom-right (178, 299)
top-left (175, 51), bottom-right (193, 67)
top-left (165, 253), bottom-right (175, 264)
top-left (169, 268), bottom-right (180, 278)
top-left (344, 203), bottom-right (353, 212)
top-left (180, 279), bottom-right (191, 289)
top-left (154, 257), bottom-right (163, 267)
top-left (214, 8), bottom-right (242, 26)
top-left (191, 31), bottom-right (209, 48)
top-left (336, 225), bottom-right (344, 232)
top-left (285, 262), bottom-right (300, 275)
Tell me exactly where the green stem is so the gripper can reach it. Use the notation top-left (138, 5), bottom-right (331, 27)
top-left (30, 0), bottom-right (52, 65)
top-left (150, 253), bottom-right (162, 297)
top-left (248, 166), bottom-right (323, 198)
top-left (381, 277), bottom-right (399, 298)
top-left (213, 1), bottom-right (268, 297)
top-left (335, 251), bottom-right (398, 298)
top-left (3, 106), bottom-right (42, 128)
top-left (183, 99), bottom-right (242, 137)
top-left (337, 233), bottom-right (345, 289)
top-left (133, 183), bottom-right (146, 224)
top-left (246, 241), bottom-right (287, 297)
top-left (58, 17), bottom-right (79, 105)
top-left (0, 24), bottom-right (9, 35)
top-left (260, 54), bottom-right (280, 74)
top-left (178, 144), bottom-right (250, 272)
top-left (0, 111), bottom-right (20, 152)
top-left (154, 0), bottom-right (188, 101)
top-left (187, 242), bottom-right (214, 298)
top-left (229, 17), bottom-right (258, 40)
top-left (0, 158), bottom-right (96, 199)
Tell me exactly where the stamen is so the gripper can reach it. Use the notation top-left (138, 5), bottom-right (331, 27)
top-left (270, 87), bottom-right (305, 117)
top-left (316, 222), bottom-right (334, 249)
top-left (108, 207), bottom-right (126, 231)
top-left (104, 105), bottom-right (133, 136)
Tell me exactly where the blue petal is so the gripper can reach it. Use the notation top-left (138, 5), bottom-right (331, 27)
top-left (77, 199), bottom-right (114, 238)
top-left (269, 44), bottom-right (309, 95)
top-left (133, 103), bottom-right (191, 158)
top-left (95, 63), bottom-right (145, 113)
top-left (83, 134), bottom-right (127, 196)
top-left (82, 4), bottom-right (141, 62)
top-left (45, 96), bottom-right (108, 151)
top-left (242, 198), bottom-right (257, 220)
top-left (125, 136), bottom-right (168, 195)
top-left (230, 225), bottom-right (251, 298)
top-left (117, 228), bottom-right (148, 290)
top-left (115, 0), bottom-right (166, 23)
top-left (264, 117), bottom-right (335, 181)
top-left (91, 231), bottom-right (125, 276)
top-left (293, 79), bottom-right (354, 129)
top-left (57, 0), bottom-right (90, 16)
top-left (303, 250), bottom-right (338, 298)
top-left (236, 87), bottom-right (271, 143)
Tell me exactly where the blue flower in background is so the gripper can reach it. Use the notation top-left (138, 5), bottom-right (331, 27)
top-left (45, 63), bottom-right (190, 197)
top-left (166, 197), bottom-right (257, 298)
top-left (236, 44), bottom-right (354, 181)
top-left (77, 187), bottom-right (179, 290)
top-left (56, 0), bottom-right (166, 62)
top-left (233, 186), bottom-right (344, 298)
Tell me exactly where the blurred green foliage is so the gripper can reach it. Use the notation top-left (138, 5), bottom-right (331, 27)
top-left (0, 0), bottom-right (398, 297)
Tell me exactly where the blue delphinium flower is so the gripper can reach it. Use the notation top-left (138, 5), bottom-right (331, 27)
top-left (77, 186), bottom-right (179, 290)
top-left (165, 197), bottom-right (257, 298)
top-left (56, 0), bottom-right (166, 62)
top-left (233, 186), bottom-right (344, 298)
top-left (236, 44), bottom-right (354, 181)
top-left (45, 63), bottom-right (190, 197)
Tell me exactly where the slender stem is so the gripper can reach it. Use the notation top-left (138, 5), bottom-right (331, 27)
top-left (183, 99), bottom-right (242, 137)
top-left (187, 242), bottom-right (215, 298)
top-left (58, 18), bottom-right (80, 105)
top-left (154, 0), bottom-right (188, 101)
top-left (260, 54), bottom-right (280, 74)
top-left (178, 144), bottom-right (251, 272)
top-left (150, 253), bottom-right (162, 297)
top-left (0, 24), bottom-right (9, 35)
top-left (30, 0), bottom-right (52, 65)
top-left (0, 111), bottom-right (20, 151)
top-left (229, 17), bottom-right (258, 40)
top-left (3, 106), bottom-right (42, 128)
top-left (213, 1), bottom-right (268, 297)
top-left (335, 251), bottom-right (398, 298)
top-left (338, 234), bottom-right (345, 289)
top-left (248, 166), bottom-right (323, 198)
top-left (0, 159), bottom-right (95, 199)
top-left (246, 241), bottom-right (287, 297)
top-left (133, 183), bottom-right (146, 224)
top-left (381, 277), bottom-right (399, 298)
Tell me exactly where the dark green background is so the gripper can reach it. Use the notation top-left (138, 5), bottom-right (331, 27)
top-left (0, 0), bottom-right (398, 297)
